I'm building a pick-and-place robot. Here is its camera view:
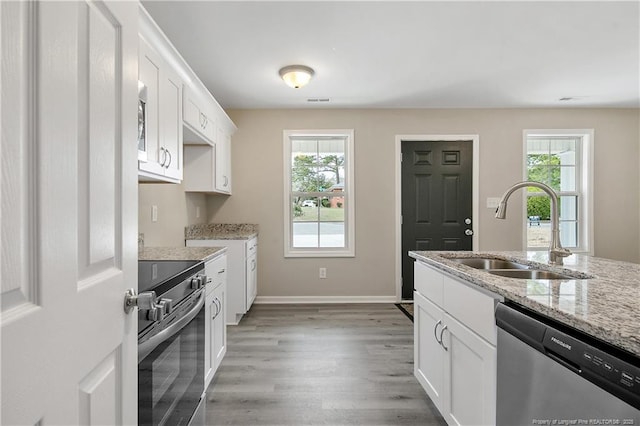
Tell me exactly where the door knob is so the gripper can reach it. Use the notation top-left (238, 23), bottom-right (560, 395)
top-left (124, 289), bottom-right (158, 314)
top-left (465, 229), bottom-right (474, 236)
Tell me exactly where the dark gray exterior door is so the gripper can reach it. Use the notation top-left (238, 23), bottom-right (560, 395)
top-left (401, 140), bottom-right (473, 300)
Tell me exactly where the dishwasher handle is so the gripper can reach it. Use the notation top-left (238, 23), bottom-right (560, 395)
top-left (546, 350), bottom-right (582, 374)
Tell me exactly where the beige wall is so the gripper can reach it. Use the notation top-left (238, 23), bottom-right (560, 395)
top-left (202, 108), bottom-right (640, 299)
top-left (139, 183), bottom-right (208, 247)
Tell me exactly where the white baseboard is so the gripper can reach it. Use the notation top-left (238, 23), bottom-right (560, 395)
top-left (253, 296), bottom-right (398, 304)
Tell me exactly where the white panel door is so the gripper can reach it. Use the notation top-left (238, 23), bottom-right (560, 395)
top-left (1, 1), bottom-right (138, 424)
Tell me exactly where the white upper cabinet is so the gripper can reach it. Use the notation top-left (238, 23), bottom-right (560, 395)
top-left (138, 8), bottom-right (183, 183)
top-left (137, 4), bottom-right (236, 186)
top-left (214, 124), bottom-right (232, 194)
top-left (183, 85), bottom-right (216, 145)
top-left (183, 107), bottom-right (235, 195)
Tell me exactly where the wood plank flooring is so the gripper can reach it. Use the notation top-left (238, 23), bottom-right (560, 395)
top-left (204, 303), bottom-right (446, 425)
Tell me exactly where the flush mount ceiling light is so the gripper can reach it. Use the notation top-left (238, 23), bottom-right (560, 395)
top-left (279, 65), bottom-right (314, 89)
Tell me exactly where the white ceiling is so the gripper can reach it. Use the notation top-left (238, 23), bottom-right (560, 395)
top-left (143, 1), bottom-right (640, 109)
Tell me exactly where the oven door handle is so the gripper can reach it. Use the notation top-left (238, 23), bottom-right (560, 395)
top-left (138, 290), bottom-right (205, 361)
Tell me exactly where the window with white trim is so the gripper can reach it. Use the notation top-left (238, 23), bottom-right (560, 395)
top-left (284, 130), bottom-right (355, 257)
top-left (524, 130), bottom-right (593, 253)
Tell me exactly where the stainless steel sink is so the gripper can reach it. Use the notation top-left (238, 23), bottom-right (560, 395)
top-left (451, 258), bottom-right (530, 270)
top-left (488, 269), bottom-right (576, 280)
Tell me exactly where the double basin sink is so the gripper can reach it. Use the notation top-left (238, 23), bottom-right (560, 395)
top-left (450, 257), bottom-right (584, 280)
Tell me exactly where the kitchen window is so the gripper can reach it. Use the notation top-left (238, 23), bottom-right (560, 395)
top-left (523, 130), bottom-right (593, 253)
top-left (283, 130), bottom-right (355, 257)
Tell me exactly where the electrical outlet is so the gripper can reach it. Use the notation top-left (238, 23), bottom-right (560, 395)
top-left (319, 267), bottom-right (327, 279)
top-left (152, 205), bottom-right (158, 222)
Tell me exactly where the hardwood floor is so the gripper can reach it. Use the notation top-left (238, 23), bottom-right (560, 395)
top-left (204, 304), bottom-right (446, 425)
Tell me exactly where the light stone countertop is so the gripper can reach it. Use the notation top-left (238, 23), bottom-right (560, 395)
top-left (409, 250), bottom-right (640, 357)
top-left (139, 246), bottom-right (227, 262)
top-left (185, 223), bottom-right (258, 240)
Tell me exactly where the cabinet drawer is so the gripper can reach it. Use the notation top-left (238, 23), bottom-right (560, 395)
top-left (205, 255), bottom-right (227, 295)
top-left (443, 275), bottom-right (497, 345)
top-left (414, 261), bottom-right (444, 307)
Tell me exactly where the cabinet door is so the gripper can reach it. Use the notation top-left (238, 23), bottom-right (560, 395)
top-left (204, 293), bottom-right (214, 388)
top-left (183, 94), bottom-right (200, 135)
top-left (160, 67), bottom-right (182, 181)
top-left (215, 125), bottom-right (231, 194)
top-left (245, 253), bottom-right (257, 310)
top-left (414, 291), bottom-right (445, 412)
top-left (138, 37), bottom-right (164, 177)
top-left (442, 313), bottom-right (497, 426)
top-left (212, 283), bottom-right (226, 373)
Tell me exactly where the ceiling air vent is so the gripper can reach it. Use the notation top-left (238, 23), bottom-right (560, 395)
top-left (307, 98), bottom-right (330, 103)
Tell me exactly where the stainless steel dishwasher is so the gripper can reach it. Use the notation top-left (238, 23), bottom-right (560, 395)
top-left (495, 302), bottom-right (640, 425)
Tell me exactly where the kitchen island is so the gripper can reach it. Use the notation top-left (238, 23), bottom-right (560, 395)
top-left (409, 251), bottom-right (640, 357)
top-left (409, 250), bottom-right (640, 425)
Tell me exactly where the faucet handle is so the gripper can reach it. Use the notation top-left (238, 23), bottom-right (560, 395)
top-left (550, 247), bottom-right (572, 265)
top-left (552, 247), bottom-right (572, 257)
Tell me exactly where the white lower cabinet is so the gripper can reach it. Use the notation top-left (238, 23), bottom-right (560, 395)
top-left (204, 253), bottom-right (227, 389)
top-left (188, 237), bottom-right (257, 325)
top-left (414, 261), bottom-right (498, 426)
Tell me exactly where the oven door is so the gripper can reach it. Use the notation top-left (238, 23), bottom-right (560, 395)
top-left (139, 290), bottom-right (205, 426)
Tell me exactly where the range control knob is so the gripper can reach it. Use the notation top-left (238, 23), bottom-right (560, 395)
top-left (190, 274), bottom-right (207, 289)
top-left (157, 298), bottom-right (173, 315)
top-left (190, 276), bottom-right (203, 289)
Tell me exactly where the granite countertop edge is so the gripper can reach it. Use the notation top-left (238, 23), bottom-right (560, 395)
top-left (185, 223), bottom-right (259, 241)
top-left (139, 246), bottom-right (227, 262)
top-left (185, 232), bottom-right (259, 241)
top-left (409, 250), bottom-right (640, 357)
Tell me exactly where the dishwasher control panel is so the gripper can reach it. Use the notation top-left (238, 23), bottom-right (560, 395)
top-left (542, 327), bottom-right (640, 399)
top-left (581, 345), bottom-right (640, 396)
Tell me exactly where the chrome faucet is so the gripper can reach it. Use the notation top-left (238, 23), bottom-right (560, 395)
top-left (495, 181), bottom-right (571, 265)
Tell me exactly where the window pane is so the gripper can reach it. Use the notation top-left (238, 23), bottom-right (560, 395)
top-left (292, 222), bottom-right (318, 248)
top-left (559, 166), bottom-right (576, 191)
top-left (560, 221), bottom-right (578, 248)
top-left (319, 222), bottom-right (345, 247)
top-left (527, 163), bottom-right (549, 185)
top-left (527, 138), bottom-right (549, 157)
top-left (527, 195), bottom-right (551, 220)
top-left (293, 197), bottom-right (319, 222)
top-left (559, 196), bottom-right (577, 221)
top-left (527, 218), bottom-right (550, 248)
top-left (550, 139), bottom-right (576, 166)
top-left (318, 138), bottom-right (345, 193)
top-left (318, 196), bottom-right (345, 221)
